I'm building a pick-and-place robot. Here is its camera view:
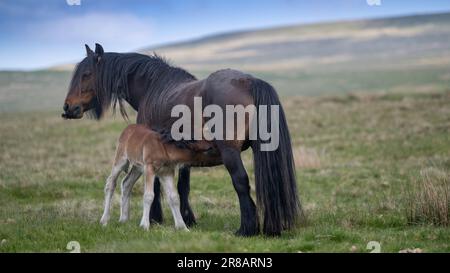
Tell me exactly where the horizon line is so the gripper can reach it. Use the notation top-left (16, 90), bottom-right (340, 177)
top-left (1, 10), bottom-right (449, 72)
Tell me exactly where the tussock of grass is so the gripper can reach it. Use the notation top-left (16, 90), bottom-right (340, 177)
top-left (293, 146), bottom-right (322, 169)
top-left (407, 168), bottom-right (450, 226)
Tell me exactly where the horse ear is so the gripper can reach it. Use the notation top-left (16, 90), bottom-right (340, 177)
top-left (94, 43), bottom-right (104, 63)
top-left (85, 44), bottom-right (94, 56)
top-left (95, 43), bottom-right (104, 56)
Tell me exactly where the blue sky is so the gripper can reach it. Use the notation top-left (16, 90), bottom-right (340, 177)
top-left (1, 0), bottom-right (450, 70)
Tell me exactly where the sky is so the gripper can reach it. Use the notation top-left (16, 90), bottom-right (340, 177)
top-left (1, 0), bottom-right (450, 70)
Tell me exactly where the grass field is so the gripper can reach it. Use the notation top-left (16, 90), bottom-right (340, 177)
top-left (1, 89), bottom-right (449, 252)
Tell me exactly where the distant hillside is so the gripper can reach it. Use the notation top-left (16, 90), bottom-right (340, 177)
top-left (2, 12), bottom-right (450, 112)
top-left (144, 12), bottom-right (450, 72)
top-left (56, 12), bottom-right (450, 94)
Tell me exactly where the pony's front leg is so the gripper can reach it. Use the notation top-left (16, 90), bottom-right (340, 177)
top-left (100, 160), bottom-right (126, 226)
top-left (161, 173), bottom-right (189, 231)
top-left (140, 164), bottom-right (155, 230)
top-left (119, 166), bottom-right (142, 223)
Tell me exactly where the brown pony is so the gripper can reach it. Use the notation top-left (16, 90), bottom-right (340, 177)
top-left (99, 124), bottom-right (213, 231)
top-left (63, 43), bottom-right (302, 236)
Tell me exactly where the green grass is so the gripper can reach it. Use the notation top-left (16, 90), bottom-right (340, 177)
top-left (0, 71), bottom-right (72, 112)
top-left (1, 90), bottom-right (449, 252)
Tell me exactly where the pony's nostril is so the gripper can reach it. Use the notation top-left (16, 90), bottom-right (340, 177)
top-left (73, 105), bottom-right (81, 114)
top-left (63, 103), bottom-right (69, 112)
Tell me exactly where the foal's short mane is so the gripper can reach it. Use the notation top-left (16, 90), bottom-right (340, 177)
top-left (78, 52), bottom-right (196, 120)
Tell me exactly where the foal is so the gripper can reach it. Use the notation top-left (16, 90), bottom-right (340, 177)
top-left (100, 124), bottom-right (198, 231)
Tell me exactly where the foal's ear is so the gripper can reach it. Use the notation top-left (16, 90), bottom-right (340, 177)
top-left (94, 43), bottom-right (104, 64)
top-left (85, 44), bottom-right (94, 56)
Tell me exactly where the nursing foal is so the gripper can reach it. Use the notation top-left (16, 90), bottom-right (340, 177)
top-left (100, 124), bottom-right (209, 231)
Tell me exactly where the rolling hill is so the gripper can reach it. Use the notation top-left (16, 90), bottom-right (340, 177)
top-left (1, 12), bottom-right (450, 112)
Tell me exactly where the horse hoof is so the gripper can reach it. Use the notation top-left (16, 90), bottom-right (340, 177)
top-left (149, 218), bottom-right (163, 225)
top-left (183, 213), bottom-right (197, 227)
top-left (140, 220), bottom-right (150, 230)
top-left (234, 228), bottom-right (259, 237)
top-left (99, 218), bottom-right (108, 226)
top-left (175, 224), bottom-right (190, 232)
top-left (149, 212), bottom-right (163, 224)
top-left (262, 230), bottom-right (281, 237)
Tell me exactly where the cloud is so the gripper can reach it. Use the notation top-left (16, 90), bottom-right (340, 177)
top-left (26, 12), bottom-right (154, 51)
top-left (0, 0), bottom-right (54, 17)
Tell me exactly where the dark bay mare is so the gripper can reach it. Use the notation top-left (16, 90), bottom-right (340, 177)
top-left (63, 43), bottom-right (302, 236)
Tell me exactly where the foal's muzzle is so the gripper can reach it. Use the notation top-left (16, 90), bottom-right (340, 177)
top-left (62, 103), bottom-right (82, 119)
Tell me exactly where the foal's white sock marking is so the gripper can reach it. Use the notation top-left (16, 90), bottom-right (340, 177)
top-left (140, 167), bottom-right (155, 230)
top-left (161, 175), bottom-right (189, 231)
top-left (100, 164), bottom-right (123, 226)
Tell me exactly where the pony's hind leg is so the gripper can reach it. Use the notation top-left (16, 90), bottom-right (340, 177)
top-left (100, 158), bottom-right (128, 226)
top-left (219, 144), bottom-right (259, 236)
top-left (140, 164), bottom-right (155, 230)
top-left (119, 165), bottom-right (142, 223)
top-left (161, 173), bottom-right (189, 231)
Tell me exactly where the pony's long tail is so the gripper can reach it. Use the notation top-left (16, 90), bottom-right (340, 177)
top-left (250, 78), bottom-right (303, 236)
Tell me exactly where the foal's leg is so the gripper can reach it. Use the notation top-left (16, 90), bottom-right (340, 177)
top-left (161, 173), bottom-right (189, 231)
top-left (100, 159), bottom-right (128, 226)
top-left (219, 145), bottom-right (259, 236)
top-left (178, 166), bottom-right (196, 227)
top-left (119, 166), bottom-right (142, 223)
top-left (140, 164), bottom-right (155, 230)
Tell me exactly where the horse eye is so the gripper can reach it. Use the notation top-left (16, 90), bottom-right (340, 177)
top-left (81, 89), bottom-right (92, 94)
top-left (82, 72), bottom-right (92, 79)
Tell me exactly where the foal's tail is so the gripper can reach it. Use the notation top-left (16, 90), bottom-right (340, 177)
top-left (250, 78), bottom-right (303, 236)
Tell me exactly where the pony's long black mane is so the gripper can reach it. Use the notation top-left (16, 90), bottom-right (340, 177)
top-left (81, 52), bottom-right (196, 120)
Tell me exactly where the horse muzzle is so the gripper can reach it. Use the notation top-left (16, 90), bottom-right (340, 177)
top-left (62, 103), bottom-right (83, 119)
